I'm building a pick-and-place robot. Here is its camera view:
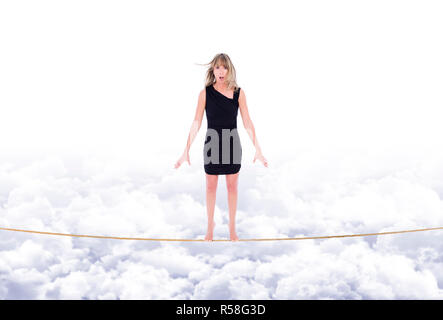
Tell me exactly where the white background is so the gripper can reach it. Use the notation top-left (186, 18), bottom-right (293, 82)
top-left (1, 0), bottom-right (443, 299)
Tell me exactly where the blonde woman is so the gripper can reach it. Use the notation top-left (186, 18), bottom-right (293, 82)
top-left (175, 53), bottom-right (268, 242)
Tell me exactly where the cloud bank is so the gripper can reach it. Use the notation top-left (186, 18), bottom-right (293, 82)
top-left (1, 148), bottom-right (443, 299)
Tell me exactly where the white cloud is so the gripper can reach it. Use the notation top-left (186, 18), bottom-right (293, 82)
top-left (1, 0), bottom-right (443, 300)
top-left (1, 147), bottom-right (443, 300)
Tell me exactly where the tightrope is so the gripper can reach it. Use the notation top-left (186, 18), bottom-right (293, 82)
top-left (1, 226), bottom-right (443, 242)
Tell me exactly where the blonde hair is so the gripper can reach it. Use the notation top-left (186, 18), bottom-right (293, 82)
top-left (198, 53), bottom-right (239, 92)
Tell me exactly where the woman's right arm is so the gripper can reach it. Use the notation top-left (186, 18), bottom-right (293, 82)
top-left (174, 89), bottom-right (206, 168)
top-left (184, 88), bottom-right (206, 154)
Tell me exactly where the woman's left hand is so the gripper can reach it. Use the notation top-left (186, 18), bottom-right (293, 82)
top-left (253, 151), bottom-right (268, 167)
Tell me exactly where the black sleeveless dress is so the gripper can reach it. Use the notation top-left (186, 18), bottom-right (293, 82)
top-left (203, 83), bottom-right (242, 175)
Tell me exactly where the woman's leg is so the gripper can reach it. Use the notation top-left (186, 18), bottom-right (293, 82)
top-left (205, 173), bottom-right (219, 241)
top-left (226, 172), bottom-right (240, 241)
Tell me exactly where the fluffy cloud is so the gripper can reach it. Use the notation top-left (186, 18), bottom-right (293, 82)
top-left (1, 147), bottom-right (443, 300)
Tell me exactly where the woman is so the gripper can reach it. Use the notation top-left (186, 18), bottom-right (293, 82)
top-left (174, 53), bottom-right (268, 242)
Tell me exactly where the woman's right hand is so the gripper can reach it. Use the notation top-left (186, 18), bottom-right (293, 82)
top-left (174, 151), bottom-right (190, 169)
top-left (253, 150), bottom-right (268, 168)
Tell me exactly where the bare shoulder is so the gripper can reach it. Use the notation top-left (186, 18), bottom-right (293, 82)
top-left (238, 87), bottom-right (246, 103)
top-left (198, 88), bottom-right (206, 103)
top-left (193, 88), bottom-right (207, 120)
top-left (197, 87), bottom-right (206, 109)
top-left (199, 88), bottom-right (206, 100)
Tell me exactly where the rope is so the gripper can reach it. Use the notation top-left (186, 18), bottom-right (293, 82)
top-left (1, 226), bottom-right (443, 242)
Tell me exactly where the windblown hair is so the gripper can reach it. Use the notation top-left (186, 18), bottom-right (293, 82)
top-left (198, 53), bottom-right (239, 92)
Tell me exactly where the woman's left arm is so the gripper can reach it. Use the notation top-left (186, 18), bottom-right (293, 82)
top-left (238, 88), bottom-right (268, 167)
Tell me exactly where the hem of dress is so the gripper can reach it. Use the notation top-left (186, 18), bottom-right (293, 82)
top-left (204, 165), bottom-right (241, 175)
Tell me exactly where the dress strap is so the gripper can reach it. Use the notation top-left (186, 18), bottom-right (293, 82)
top-left (234, 87), bottom-right (241, 102)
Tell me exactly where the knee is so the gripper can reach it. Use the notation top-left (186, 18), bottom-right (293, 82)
top-left (226, 182), bottom-right (238, 193)
top-left (206, 183), bottom-right (218, 193)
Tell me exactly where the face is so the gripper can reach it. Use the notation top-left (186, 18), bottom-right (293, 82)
top-left (213, 63), bottom-right (228, 84)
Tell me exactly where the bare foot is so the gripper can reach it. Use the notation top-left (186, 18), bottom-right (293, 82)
top-left (229, 222), bottom-right (239, 242)
top-left (204, 222), bottom-right (216, 242)
top-left (229, 232), bottom-right (239, 242)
